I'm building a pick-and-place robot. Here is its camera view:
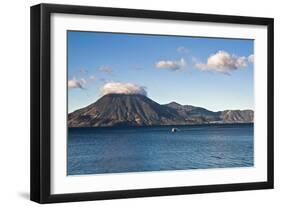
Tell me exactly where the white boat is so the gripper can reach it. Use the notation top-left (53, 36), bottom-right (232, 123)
top-left (171, 128), bottom-right (179, 132)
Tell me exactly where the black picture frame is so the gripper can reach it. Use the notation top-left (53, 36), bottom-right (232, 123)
top-left (30, 3), bottom-right (274, 204)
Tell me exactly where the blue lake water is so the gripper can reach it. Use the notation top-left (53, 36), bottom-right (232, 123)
top-left (67, 124), bottom-right (253, 175)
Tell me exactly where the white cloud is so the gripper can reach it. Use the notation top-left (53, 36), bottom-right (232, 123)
top-left (80, 78), bottom-right (87, 85)
top-left (101, 82), bottom-right (147, 96)
top-left (68, 79), bottom-right (84, 89)
top-left (248, 54), bottom-right (254, 63)
top-left (99, 65), bottom-right (112, 74)
top-left (177, 46), bottom-right (189, 54)
top-left (194, 50), bottom-right (250, 73)
top-left (155, 58), bottom-right (186, 71)
top-left (68, 76), bottom-right (99, 89)
top-left (89, 76), bottom-right (97, 81)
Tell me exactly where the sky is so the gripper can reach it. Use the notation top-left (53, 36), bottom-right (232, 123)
top-left (67, 31), bottom-right (254, 113)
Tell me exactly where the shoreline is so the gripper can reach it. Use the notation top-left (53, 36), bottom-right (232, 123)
top-left (68, 122), bottom-right (254, 129)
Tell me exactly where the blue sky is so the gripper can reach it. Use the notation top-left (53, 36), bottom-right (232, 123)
top-left (68, 31), bottom-right (254, 113)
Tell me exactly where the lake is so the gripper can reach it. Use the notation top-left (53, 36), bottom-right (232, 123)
top-left (67, 123), bottom-right (253, 175)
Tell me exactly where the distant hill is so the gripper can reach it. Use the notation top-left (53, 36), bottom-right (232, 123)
top-left (164, 102), bottom-right (254, 124)
top-left (68, 94), bottom-right (254, 127)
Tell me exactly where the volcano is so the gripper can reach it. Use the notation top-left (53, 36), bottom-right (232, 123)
top-left (68, 94), bottom-right (254, 127)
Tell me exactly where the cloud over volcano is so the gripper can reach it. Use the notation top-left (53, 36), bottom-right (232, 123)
top-left (101, 82), bottom-right (147, 96)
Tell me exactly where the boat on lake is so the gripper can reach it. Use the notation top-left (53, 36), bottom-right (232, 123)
top-left (171, 128), bottom-right (180, 132)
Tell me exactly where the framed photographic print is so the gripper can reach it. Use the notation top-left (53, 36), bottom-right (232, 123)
top-left (30, 3), bottom-right (274, 203)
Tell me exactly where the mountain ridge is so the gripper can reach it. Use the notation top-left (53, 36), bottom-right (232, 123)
top-left (68, 94), bottom-right (254, 127)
